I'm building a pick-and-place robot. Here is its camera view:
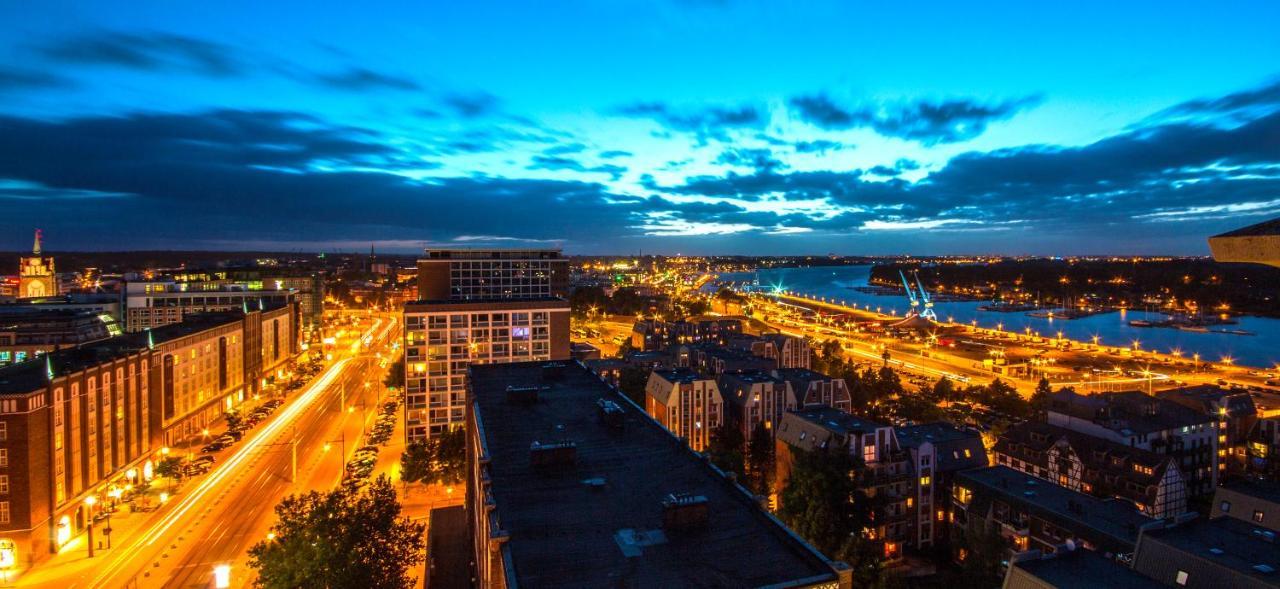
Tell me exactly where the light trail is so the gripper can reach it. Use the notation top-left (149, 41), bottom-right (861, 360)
top-left (84, 322), bottom-right (384, 587)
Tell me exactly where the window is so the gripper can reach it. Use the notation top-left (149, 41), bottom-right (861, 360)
top-left (1254, 510), bottom-right (1265, 523)
top-left (1175, 570), bottom-right (1188, 586)
top-left (0, 475), bottom-right (8, 494)
top-left (0, 501), bottom-right (8, 524)
top-left (920, 475), bottom-right (931, 487)
top-left (0, 449), bottom-right (7, 467)
top-left (1220, 500), bottom-right (1231, 513)
top-left (0, 422), bottom-right (6, 441)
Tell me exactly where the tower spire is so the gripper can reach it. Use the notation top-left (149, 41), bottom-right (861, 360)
top-left (33, 228), bottom-right (42, 256)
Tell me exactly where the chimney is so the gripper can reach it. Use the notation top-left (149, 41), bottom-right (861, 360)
top-left (597, 398), bottom-right (625, 429)
top-left (662, 493), bottom-right (709, 532)
top-left (530, 441), bottom-right (576, 469)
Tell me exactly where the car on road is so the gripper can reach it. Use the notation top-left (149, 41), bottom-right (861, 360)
top-left (201, 441), bottom-right (228, 453)
top-left (183, 463), bottom-right (211, 476)
top-left (224, 430), bottom-right (244, 441)
top-left (192, 455), bottom-right (217, 467)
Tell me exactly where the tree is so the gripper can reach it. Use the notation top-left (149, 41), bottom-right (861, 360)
top-left (617, 365), bottom-right (650, 406)
top-left (383, 354), bottom-right (405, 390)
top-left (778, 446), bottom-right (871, 561)
top-left (707, 424), bottom-right (746, 478)
top-left (930, 377), bottom-right (957, 404)
top-left (1030, 377), bottom-right (1054, 414)
top-left (154, 456), bottom-right (184, 480)
top-left (433, 427), bottom-right (466, 485)
top-left (747, 422), bottom-right (775, 496)
top-left (248, 476), bottom-right (425, 589)
top-left (399, 440), bottom-right (432, 485)
top-left (224, 410), bottom-right (243, 431)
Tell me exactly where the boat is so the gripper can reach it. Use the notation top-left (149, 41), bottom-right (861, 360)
top-left (1176, 325), bottom-right (1209, 333)
top-left (1212, 329), bottom-right (1256, 336)
top-left (1128, 320), bottom-right (1153, 327)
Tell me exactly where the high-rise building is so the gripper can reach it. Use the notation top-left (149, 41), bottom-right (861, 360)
top-left (402, 249), bottom-right (570, 441)
top-left (414, 248), bottom-right (567, 301)
top-left (18, 230), bottom-right (58, 299)
top-left (122, 280), bottom-right (298, 332)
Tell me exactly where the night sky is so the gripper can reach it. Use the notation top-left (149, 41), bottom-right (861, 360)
top-left (2, 1), bottom-right (1278, 255)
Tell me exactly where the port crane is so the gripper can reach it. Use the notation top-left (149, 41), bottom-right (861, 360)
top-left (898, 269), bottom-right (939, 321)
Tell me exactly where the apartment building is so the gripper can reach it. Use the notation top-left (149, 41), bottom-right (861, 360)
top-left (773, 367), bottom-right (851, 412)
top-left (403, 249), bottom-right (571, 442)
top-left (644, 368), bottom-right (723, 451)
top-left (1047, 390), bottom-right (1218, 499)
top-left (728, 333), bottom-right (811, 369)
top-left (122, 280), bottom-right (297, 332)
top-left (896, 422), bottom-right (989, 550)
top-left (952, 466), bottom-right (1156, 566)
top-left (994, 420), bottom-right (1188, 519)
top-left (0, 310), bottom-right (118, 367)
top-left (717, 370), bottom-right (796, 441)
top-left (1160, 385), bottom-right (1259, 477)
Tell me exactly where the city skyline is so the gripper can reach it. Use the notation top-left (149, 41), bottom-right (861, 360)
top-left (2, 1), bottom-right (1279, 255)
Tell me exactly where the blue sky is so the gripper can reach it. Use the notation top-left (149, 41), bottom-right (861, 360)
top-left (2, 0), bottom-right (1279, 254)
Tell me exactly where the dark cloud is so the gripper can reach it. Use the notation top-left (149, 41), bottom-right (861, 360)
top-left (793, 139), bottom-right (846, 154)
top-left (1146, 78), bottom-right (1280, 123)
top-left (443, 92), bottom-right (501, 118)
top-left (37, 31), bottom-right (244, 77)
top-left (662, 87), bottom-right (1280, 234)
top-left (714, 147), bottom-right (786, 173)
top-left (789, 93), bottom-right (1042, 145)
top-left (0, 67), bottom-right (71, 91)
top-left (527, 155), bottom-right (626, 180)
top-left (0, 109), bottom-right (648, 250)
top-left (542, 143), bottom-right (588, 156)
top-left (314, 67), bottom-right (421, 91)
top-left (598, 150), bottom-right (633, 159)
top-left (612, 101), bottom-right (764, 141)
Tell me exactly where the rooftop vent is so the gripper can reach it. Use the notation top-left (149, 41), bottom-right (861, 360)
top-left (597, 398), bottom-right (626, 429)
top-left (1252, 529), bottom-right (1277, 543)
top-left (582, 477), bottom-right (606, 489)
top-left (530, 441), bottom-right (577, 469)
top-left (506, 385), bottom-right (543, 404)
top-left (1254, 564), bottom-right (1276, 574)
top-left (541, 362), bottom-right (567, 381)
top-left (662, 493), bottom-right (709, 532)
top-left (1208, 548), bottom-right (1225, 555)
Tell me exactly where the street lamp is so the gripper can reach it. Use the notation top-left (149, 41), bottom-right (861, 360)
top-left (84, 495), bottom-right (97, 557)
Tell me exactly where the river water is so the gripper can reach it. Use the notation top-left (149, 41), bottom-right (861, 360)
top-left (714, 265), bottom-right (1280, 369)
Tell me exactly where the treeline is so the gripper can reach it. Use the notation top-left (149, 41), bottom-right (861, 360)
top-left (870, 258), bottom-right (1280, 316)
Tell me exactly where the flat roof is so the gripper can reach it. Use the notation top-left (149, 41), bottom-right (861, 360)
top-left (651, 367), bottom-right (713, 384)
top-left (0, 309), bottom-right (258, 395)
top-left (1011, 549), bottom-right (1164, 589)
top-left (958, 466), bottom-right (1155, 553)
top-left (468, 361), bottom-right (841, 588)
top-left (404, 296), bottom-right (569, 310)
top-left (788, 405), bottom-right (886, 436)
top-left (1220, 479), bottom-right (1280, 507)
top-left (1140, 517), bottom-right (1280, 584)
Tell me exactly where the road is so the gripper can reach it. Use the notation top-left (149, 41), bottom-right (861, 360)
top-left (747, 291), bottom-right (1265, 396)
top-left (16, 313), bottom-right (400, 589)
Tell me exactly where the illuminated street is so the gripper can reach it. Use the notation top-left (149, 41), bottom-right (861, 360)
top-left (8, 314), bottom-right (399, 589)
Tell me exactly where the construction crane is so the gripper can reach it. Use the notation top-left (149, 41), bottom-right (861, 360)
top-left (914, 271), bottom-right (938, 321)
top-left (899, 270), bottom-right (921, 316)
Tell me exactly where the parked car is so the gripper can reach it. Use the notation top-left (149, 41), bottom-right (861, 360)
top-left (201, 441), bottom-right (227, 453)
top-left (192, 454), bottom-right (217, 467)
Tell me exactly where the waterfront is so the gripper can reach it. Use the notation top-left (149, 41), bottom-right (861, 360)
top-left (717, 265), bottom-right (1280, 369)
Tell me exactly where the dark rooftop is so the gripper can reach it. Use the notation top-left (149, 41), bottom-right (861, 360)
top-left (1139, 517), bottom-right (1280, 585)
top-left (958, 466), bottom-right (1155, 554)
top-left (1010, 548), bottom-right (1164, 589)
top-left (789, 405), bottom-right (886, 436)
top-left (1220, 478), bottom-right (1280, 507)
top-left (1048, 389), bottom-right (1215, 434)
top-left (896, 422), bottom-right (988, 472)
top-left (650, 367), bottom-right (713, 384)
top-left (0, 309), bottom-right (260, 395)
top-left (467, 361), bottom-right (842, 589)
top-left (1213, 217), bottom-right (1280, 238)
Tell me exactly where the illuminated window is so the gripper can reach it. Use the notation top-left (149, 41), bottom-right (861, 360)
top-left (906, 497), bottom-right (914, 508)
top-left (0, 475), bottom-right (8, 494)
top-left (955, 486), bottom-right (972, 505)
top-left (1254, 510), bottom-right (1265, 523)
top-left (1176, 571), bottom-right (1189, 586)
top-left (920, 475), bottom-right (931, 487)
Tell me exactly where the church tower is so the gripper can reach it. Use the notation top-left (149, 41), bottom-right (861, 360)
top-left (19, 229), bottom-right (58, 298)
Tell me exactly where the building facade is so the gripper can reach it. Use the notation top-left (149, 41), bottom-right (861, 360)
top-left (122, 280), bottom-right (298, 332)
top-left (0, 302), bottom-right (300, 570)
top-left (402, 249), bottom-right (572, 442)
top-left (0, 310), bottom-right (118, 368)
top-left (644, 368), bottom-right (723, 451)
